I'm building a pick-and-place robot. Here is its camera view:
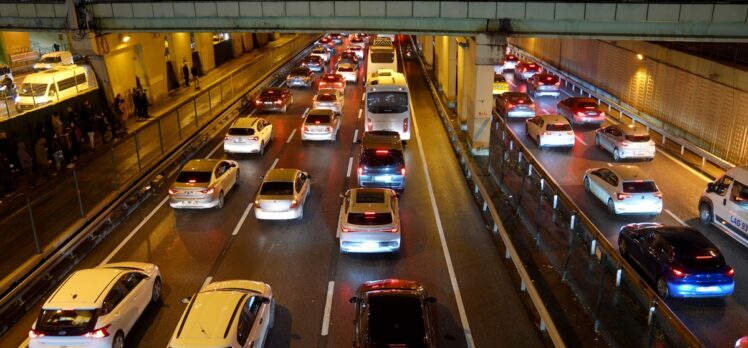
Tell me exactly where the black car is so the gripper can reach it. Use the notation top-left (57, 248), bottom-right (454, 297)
top-left (349, 279), bottom-right (437, 348)
top-left (358, 131), bottom-right (406, 191)
top-left (618, 223), bottom-right (735, 299)
top-left (254, 87), bottom-right (294, 113)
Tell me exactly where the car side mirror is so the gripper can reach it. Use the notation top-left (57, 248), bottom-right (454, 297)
top-left (706, 183), bottom-right (715, 193)
top-left (349, 296), bottom-right (358, 304)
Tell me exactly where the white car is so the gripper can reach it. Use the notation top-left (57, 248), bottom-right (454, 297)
top-left (168, 280), bottom-right (274, 348)
top-left (169, 159), bottom-right (240, 209)
top-left (699, 166), bottom-right (748, 246)
top-left (255, 168), bottom-right (311, 220)
top-left (346, 46), bottom-right (365, 59)
top-left (224, 117), bottom-right (272, 155)
top-left (302, 109), bottom-right (340, 141)
top-left (525, 115), bottom-right (575, 149)
top-left (29, 262), bottom-right (161, 348)
top-left (595, 124), bottom-right (655, 161)
top-left (338, 188), bottom-right (401, 253)
top-left (583, 165), bottom-right (663, 216)
top-left (336, 63), bottom-right (358, 82)
top-left (310, 45), bottom-right (330, 63)
top-left (313, 88), bottom-right (344, 114)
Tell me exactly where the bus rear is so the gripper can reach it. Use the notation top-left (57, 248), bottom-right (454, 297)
top-left (365, 72), bottom-right (411, 141)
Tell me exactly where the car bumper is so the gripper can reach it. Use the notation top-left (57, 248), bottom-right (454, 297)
top-left (170, 196), bottom-right (221, 209)
top-left (506, 109), bottom-right (536, 118)
top-left (614, 201), bottom-right (662, 215)
top-left (255, 207), bottom-right (302, 220)
top-left (287, 80), bottom-right (311, 87)
top-left (224, 142), bottom-right (262, 153)
top-left (302, 132), bottom-right (335, 141)
top-left (573, 115), bottom-right (605, 124)
top-left (358, 175), bottom-right (405, 190)
top-left (668, 281), bottom-right (735, 298)
top-left (539, 136), bottom-right (575, 147)
top-left (618, 148), bottom-right (656, 159)
top-left (534, 89), bottom-right (560, 97)
top-left (342, 75), bottom-right (357, 82)
top-left (31, 336), bottom-right (114, 348)
top-left (340, 239), bottom-right (400, 253)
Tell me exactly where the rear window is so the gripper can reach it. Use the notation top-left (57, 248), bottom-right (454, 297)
top-left (338, 66), bottom-right (354, 72)
top-left (260, 90), bottom-right (279, 97)
top-left (347, 212), bottom-right (393, 225)
top-left (678, 252), bottom-right (725, 271)
top-left (370, 52), bottom-right (395, 63)
top-left (317, 94), bottom-right (337, 102)
top-left (361, 150), bottom-right (404, 168)
top-left (577, 101), bottom-right (597, 108)
top-left (228, 128), bottom-right (255, 136)
top-left (356, 191), bottom-right (386, 204)
top-left (36, 309), bottom-right (96, 335)
top-left (176, 171), bottom-right (211, 183)
top-left (505, 55), bottom-right (518, 62)
top-left (323, 75), bottom-right (339, 82)
top-left (527, 64), bottom-right (540, 71)
top-left (306, 113), bottom-right (331, 124)
top-left (622, 181), bottom-right (658, 193)
top-left (367, 294), bottom-right (425, 347)
top-left (260, 182), bottom-right (294, 196)
top-left (290, 68), bottom-right (309, 76)
top-left (624, 134), bottom-right (651, 142)
top-left (313, 48), bottom-right (326, 53)
top-left (546, 123), bottom-right (571, 132)
top-left (539, 75), bottom-right (558, 84)
top-left (504, 94), bottom-right (530, 104)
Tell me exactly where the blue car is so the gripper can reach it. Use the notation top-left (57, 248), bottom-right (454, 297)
top-left (618, 223), bottom-right (735, 299)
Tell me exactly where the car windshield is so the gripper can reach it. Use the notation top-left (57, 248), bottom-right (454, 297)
top-left (361, 149), bottom-right (404, 168)
top-left (260, 90), bottom-right (280, 98)
top-left (367, 293), bottom-right (426, 347)
top-left (624, 134), bottom-right (651, 142)
top-left (40, 56), bottom-right (62, 64)
top-left (317, 94), bottom-right (337, 102)
top-left (366, 92), bottom-right (408, 113)
top-left (678, 252), bottom-right (725, 271)
top-left (546, 123), bottom-right (571, 132)
top-left (260, 181), bottom-right (294, 196)
top-left (622, 181), bottom-right (658, 193)
top-left (36, 309), bottom-right (96, 335)
top-left (356, 191), bottom-right (386, 204)
top-left (306, 113), bottom-right (331, 124)
top-left (228, 128), bottom-right (255, 136)
top-left (19, 83), bottom-right (47, 97)
top-left (176, 171), bottom-right (211, 183)
top-left (370, 52), bottom-right (394, 63)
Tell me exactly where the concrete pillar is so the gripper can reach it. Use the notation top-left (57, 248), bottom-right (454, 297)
top-left (194, 32), bottom-right (215, 73)
top-left (230, 33), bottom-right (243, 58)
top-left (421, 35), bottom-right (434, 67)
top-left (241, 33), bottom-right (254, 52)
top-left (434, 35), bottom-right (457, 102)
top-left (254, 33), bottom-right (269, 47)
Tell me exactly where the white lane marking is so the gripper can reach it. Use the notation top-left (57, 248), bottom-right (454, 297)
top-left (357, 108), bottom-right (362, 119)
top-left (286, 129), bottom-right (296, 143)
top-left (201, 276), bottom-right (213, 290)
top-left (346, 156), bottom-right (354, 177)
top-left (279, 80), bottom-right (287, 87)
top-left (248, 109), bottom-right (257, 117)
top-left (606, 162), bottom-right (614, 167)
top-left (361, 93), bottom-right (365, 102)
top-left (575, 135), bottom-right (588, 146)
top-left (541, 108), bottom-right (550, 114)
top-left (302, 107), bottom-right (310, 118)
top-left (412, 108), bottom-right (475, 347)
top-left (353, 129), bottom-right (359, 143)
top-left (232, 203), bottom-right (254, 236)
top-left (664, 209), bottom-right (688, 227)
top-left (320, 281), bottom-right (335, 336)
top-left (508, 81), bottom-right (517, 88)
top-left (655, 148), bottom-right (711, 182)
top-left (101, 196), bottom-right (169, 265)
top-left (208, 138), bottom-right (224, 158)
top-left (269, 158), bottom-right (279, 171)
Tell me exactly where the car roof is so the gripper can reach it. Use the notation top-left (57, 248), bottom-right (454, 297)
top-left (567, 97), bottom-right (596, 104)
top-left (616, 124), bottom-right (649, 136)
top-left (359, 279), bottom-right (424, 293)
top-left (173, 290), bottom-right (245, 344)
top-left (264, 168), bottom-right (299, 182)
top-left (725, 166), bottom-right (748, 183)
top-left (538, 115), bottom-right (569, 124)
top-left (337, 63), bottom-right (355, 69)
top-left (608, 165), bottom-right (648, 181)
top-left (348, 188), bottom-right (391, 213)
top-left (45, 267), bottom-right (125, 308)
top-left (231, 117), bottom-right (262, 129)
top-left (362, 131), bottom-right (402, 150)
top-left (308, 108), bottom-right (334, 117)
top-left (183, 159), bottom-right (220, 172)
top-left (652, 226), bottom-right (719, 252)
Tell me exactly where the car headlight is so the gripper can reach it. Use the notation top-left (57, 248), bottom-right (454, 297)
top-left (14, 96), bottom-right (21, 102)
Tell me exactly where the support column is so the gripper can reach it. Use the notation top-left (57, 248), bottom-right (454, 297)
top-left (434, 35), bottom-right (456, 102)
top-left (421, 35), bottom-right (433, 67)
top-left (465, 33), bottom-right (506, 155)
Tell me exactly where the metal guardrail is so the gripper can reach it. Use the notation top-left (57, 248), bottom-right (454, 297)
top-left (510, 46), bottom-right (734, 174)
top-left (410, 36), bottom-right (565, 347)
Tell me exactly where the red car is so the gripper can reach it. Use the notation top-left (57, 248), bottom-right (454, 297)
top-left (255, 87), bottom-right (294, 113)
top-left (514, 61), bottom-right (542, 80)
top-left (318, 73), bottom-right (346, 93)
top-left (557, 97), bottom-right (606, 125)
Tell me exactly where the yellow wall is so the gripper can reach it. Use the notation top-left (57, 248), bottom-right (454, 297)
top-left (102, 33), bottom-right (174, 103)
top-left (194, 32), bottom-right (215, 73)
top-left (0, 31), bottom-right (31, 64)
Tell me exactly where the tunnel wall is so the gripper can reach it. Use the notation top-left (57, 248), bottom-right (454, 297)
top-left (509, 38), bottom-right (748, 166)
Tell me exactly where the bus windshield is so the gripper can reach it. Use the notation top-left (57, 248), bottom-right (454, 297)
top-left (370, 52), bottom-right (394, 63)
top-left (367, 92), bottom-right (408, 114)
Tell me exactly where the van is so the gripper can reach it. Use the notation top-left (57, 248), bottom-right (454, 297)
top-left (15, 65), bottom-right (93, 112)
top-left (699, 166), bottom-right (748, 246)
top-left (33, 51), bottom-right (74, 71)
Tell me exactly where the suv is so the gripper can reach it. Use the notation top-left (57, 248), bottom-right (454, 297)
top-left (349, 279), bottom-right (437, 348)
top-left (699, 166), bottom-right (748, 246)
top-left (224, 117), bottom-right (272, 155)
top-left (358, 131), bottom-right (405, 191)
top-left (29, 263), bottom-right (161, 348)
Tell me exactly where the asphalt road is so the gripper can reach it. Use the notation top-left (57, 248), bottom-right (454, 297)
top-left (2, 38), bottom-right (545, 348)
top-left (501, 71), bottom-right (748, 348)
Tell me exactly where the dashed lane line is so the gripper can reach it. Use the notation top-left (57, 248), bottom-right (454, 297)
top-left (232, 203), bottom-right (254, 236)
top-left (100, 196), bottom-right (170, 265)
top-left (665, 209), bottom-right (688, 227)
top-left (346, 156), bottom-right (354, 177)
top-left (286, 129), bottom-right (296, 143)
top-left (320, 281), bottom-right (335, 336)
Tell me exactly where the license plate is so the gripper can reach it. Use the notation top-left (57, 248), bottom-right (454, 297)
top-left (361, 242), bottom-right (379, 249)
top-left (265, 101), bottom-right (273, 105)
top-left (697, 286), bottom-right (719, 292)
top-left (375, 176), bottom-right (391, 182)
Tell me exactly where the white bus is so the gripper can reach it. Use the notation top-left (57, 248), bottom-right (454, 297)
top-left (364, 70), bottom-right (411, 141)
top-left (366, 38), bottom-right (398, 81)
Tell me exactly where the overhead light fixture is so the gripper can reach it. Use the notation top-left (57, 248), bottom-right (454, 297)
top-left (121, 34), bottom-right (131, 43)
top-left (636, 53), bottom-right (644, 60)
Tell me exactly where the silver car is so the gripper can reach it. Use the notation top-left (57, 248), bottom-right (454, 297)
top-left (223, 117), bottom-right (272, 155)
top-left (595, 124), bottom-right (656, 161)
top-left (301, 109), bottom-right (340, 141)
top-left (169, 159), bottom-right (239, 209)
top-left (583, 165), bottom-right (662, 216)
top-left (338, 188), bottom-right (401, 253)
top-left (286, 66), bottom-right (315, 88)
top-left (254, 168), bottom-right (311, 220)
top-left (313, 88), bottom-right (344, 114)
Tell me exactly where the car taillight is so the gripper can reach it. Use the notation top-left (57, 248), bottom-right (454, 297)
top-left (254, 199), bottom-right (260, 208)
top-left (274, 100), bottom-right (282, 104)
top-left (335, 82), bottom-right (342, 87)
top-left (555, 81), bottom-right (560, 86)
top-left (672, 268), bottom-right (686, 278)
top-left (29, 329), bottom-right (44, 338)
top-left (357, 166), bottom-right (363, 176)
top-left (390, 227), bottom-right (399, 233)
top-left (401, 167), bottom-right (406, 176)
top-left (252, 136), bottom-right (259, 141)
top-left (576, 111), bottom-right (585, 117)
top-left (725, 266), bottom-right (735, 277)
top-left (201, 187), bottom-right (215, 195)
top-left (225, 136), bottom-right (232, 141)
top-left (655, 192), bottom-right (662, 199)
top-left (403, 118), bottom-right (408, 133)
top-left (566, 131), bottom-right (574, 135)
top-left (342, 227), bottom-right (350, 232)
top-left (616, 193), bottom-right (631, 200)
top-left (83, 325), bottom-right (110, 338)
top-left (599, 112), bottom-right (605, 118)
top-left (168, 187), bottom-right (177, 195)
top-left (529, 104), bottom-right (535, 109)
top-left (303, 126), bottom-right (309, 132)
top-left (367, 118), bottom-right (373, 131)
top-left (290, 197), bottom-right (299, 208)
top-left (544, 131), bottom-right (551, 136)
top-left (506, 103), bottom-right (514, 108)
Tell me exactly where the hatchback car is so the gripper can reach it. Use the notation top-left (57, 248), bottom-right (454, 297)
top-left (336, 63), bottom-right (359, 82)
top-left (29, 262), bottom-right (161, 348)
top-left (501, 54), bottom-right (520, 71)
top-left (527, 73), bottom-right (561, 98)
top-left (310, 45), bottom-right (331, 63)
top-left (514, 61), bottom-right (542, 80)
top-left (224, 117), bottom-right (272, 155)
top-left (350, 36), bottom-right (366, 48)
top-left (301, 109), bottom-right (340, 141)
top-left (358, 131), bottom-right (406, 191)
top-left (346, 46), bottom-right (365, 59)
top-left (254, 168), bottom-right (311, 220)
top-left (169, 159), bottom-right (239, 209)
top-left (254, 87), bottom-right (294, 113)
top-left (492, 73), bottom-right (509, 95)
top-left (495, 92), bottom-right (535, 118)
top-left (525, 115), bottom-right (575, 149)
top-left (618, 223), bottom-right (735, 298)
top-left (286, 66), bottom-right (315, 88)
top-left (338, 51), bottom-right (360, 66)
top-left (318, 73), bottom-right (346, 93)
top-left (583, 165), bottom-right (662, 216)
top-left (302, 55), bottom-right (325, 73)
top-left (313, 88), bottom-right (344, 114)
top-left (349, 279), bottom-right (437, 348)
top-left (168, 280), bottom-right (274, 348)
top-left (595, 124), bottom-right (656, 161)
top-left (558, 97), bottom-right (605, 125)
top-left (339, 188), bottom-right (401, 253)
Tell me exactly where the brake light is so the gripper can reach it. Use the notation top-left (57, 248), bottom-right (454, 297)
top-left (599, 112), bottom-right (605, 118)
top-left (255, 100), bottom-right (262, 105)
top-left (376, 149), bottom-right (389, 154)
top-left (401, 167), bottom-right (406, 176)
top-left (506, 103), bottom-right (514, 108)
top-left (390, 227), bottom-right (399, 233)
top-left (254, 199), bottom-right (261, 208)
top-left (725, 266), bottom-right (735, 277)
top-left (403, 118), bottom-right (408, 133)
top-left (364, 211), bottom-right (375, 217)
top-left (367, 118), bottom-right (373, 131)
top-left (315, 120), bottom-right (321, 124)
top-left (168, 187), bottom-right (177, 195)
top-left (576, 111), bottom-right (586, 117)
top-left (357, 166), bottom-right (363, 176)
top-left (335, 82), bottom-right (343, 87)
top-left (225, 136), bottom-right (233, 141)
top-left (342, 227), bottom-right (350, 232)
top-left (290, 197), bottom-right (299, 208)
top-left (655, 192), bottom-right (662, 199)
top-left (201, 187), bottom-right (215, 195)
top-left (274, 100), bottom-right (282, 105)
top-left (29, 329), bottom-right (44, 338)
top-left (83, 325), bottom-right (110, 338)
top-left (616, 193), bottom-right (631, 200)
top-left (555, 81), bottom-right (560, 86)
top-left (529, 104), bottom-right (535, 109)
top-left (672, 268), bottom-right (686, 278)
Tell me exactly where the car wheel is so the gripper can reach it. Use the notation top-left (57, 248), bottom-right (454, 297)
top-left (151, 277), bottom-right (162, 303)
top-left (613, 148), bottom-right (621, 162)
top-left (656, 276), bottom-right (669, 299)
top-left (259, 142), bottom-right (265, 156)
top-left (112, 332), bottom-right (125, 348)
top-left (607, 199), bottom-right (616, 215)
top-left (583, 177), bottom-right (591, 192)
top-left (699, 203), bottom-right (713, 224)
top-left (217, 191), bottom-right (225, 209)
top-left (618, 238), bottom-right (627, 258)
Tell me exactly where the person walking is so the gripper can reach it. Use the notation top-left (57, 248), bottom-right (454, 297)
top-left (17, 141), bottom-right (34, 188)
top-left (48, 134), bottom-right (65, 172)
top-left (112, 93), bottom-right (128, 132)
top-left (94, 110), bottom-right (108, 145)
top-left (182, 60), bottom-right (190, 88)
top-left (191, 64), bottom-right (200, 90)
top-left (139, 90), bottom-right (150, 119)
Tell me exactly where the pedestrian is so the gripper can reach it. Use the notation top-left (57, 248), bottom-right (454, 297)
top-left (132, 89), bottom-right (142, 121)
top-left (53, 43), bottom-right (60, 52)
top-left (105, 107), bottom-right (120, 139)
top-left (182, 60), bottom-right (190, 87)
top-left (80, 100), bottom-right (96, 148)
top-left (49, 134), bottom-right (65, 171)
top-left (94, 110), bottom-right (108, 145)
top-left (51, 111), bottom-right (64, 137)
top-left (191, 64), bottom-right (200, 90)
top-left (16, 141), bottom-right (34, 188)
top-left (68, 120), bottom-right (82, 162)
top-left (139, 90), bottom-right (150, 119)
top-left (113, 93), bottom-right (127, 129)
top-left (34, 137), bottom-right (51, 181)
top-left (0, 151), bottom-right (12, 196)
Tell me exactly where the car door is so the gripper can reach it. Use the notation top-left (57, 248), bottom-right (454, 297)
top-left (297, 172), bottom-right (310, 203)
top-left (587, 169), bottom-right (607, 201)
top-left (213, 163), bottom-right (226, 192)
top-left (726, 180), bottom-right (748, 236)
top-left (121, 272), bottom-right (150, 316)
top-left (102, 280), bottom-right (135, 334)
top-left (628, 230), bottom-right (654, 272)
top-left (601, 127), bottom-right (618, 152)
top-left (645, 235), bottom-right (672, 280)
top-left (602, 170), bottom-right (619, 202)
top-left (526, 117), bottom-right (541, 138)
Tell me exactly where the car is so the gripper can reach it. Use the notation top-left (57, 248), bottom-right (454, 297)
top-left (514, 61), bottom-right (542, 80)
top-left (583, 165), bottom-right (662, 216)
top-left (618, 223), bottom-right (735, 298)
top-left (329, 33), bottom-right (343, 44)
top-left (346, 46), bottom-right (365, 59)
top-left (286, 66), bottom-right (315, 88)
top-left (168, 280), bottom-right (274, 348)
top-left (302, 55), bottom-right (325, 73)
top-left (501, 54), bottom-right (520, 71)
top-left (310, 45), bottom-right (331, 63)
top-left (492, 73), bottom-right (509, 95)
top-left (349, 279), bottom-right (437, 348)
top-left (698, 166), bottom-right (748, 246)
top-left (254, 87), bottom-right (294, 113)
top-left (339, 188), bottom-right (401, 253)
top-left (350, 36), bottom-right (366, 48)
top-left (525, 115), bottom-right (575, 149)
top-left (494, 92), bottom-right (535, 118)
top-left (558, 97), bottom-right (605, 125)
top-left (527, 73), bottom-right (561, 98)
top-left (358, 131), bottom-right (406, 191)
top-left (318, 36), bottom-right (333, 47)
top-left (313, 88), bottom-right (344, 114)
top-left (595, 124), bottom-right (655, 161)
top-left (338, 51), bottom-right (360, 65)
top-left (29, 262), bottom-right (161, 348)
top-left (169, 159), bottom-right (240, 209)
top-left (301, 109), bottom-right (340, 141)
top-left (318, 73), bottom-right (346, 93)
top-left (254, 168), bottom-right (311, 220)
top-left (336, 63), bottom-right (359, 82)
top-left (224, 117), bottom-right (272, 155)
